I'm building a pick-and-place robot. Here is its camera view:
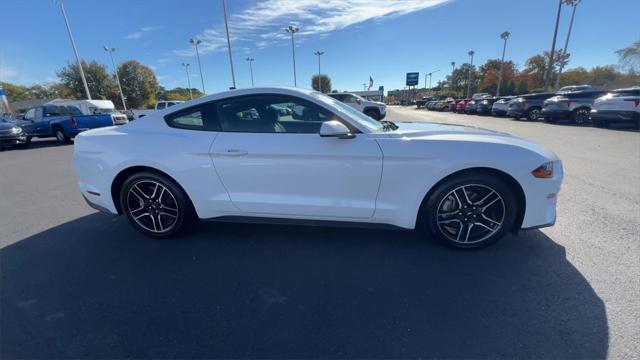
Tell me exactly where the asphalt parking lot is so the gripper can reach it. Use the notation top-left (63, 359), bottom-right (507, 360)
top-left (1, 107), bottom-right (639, 359)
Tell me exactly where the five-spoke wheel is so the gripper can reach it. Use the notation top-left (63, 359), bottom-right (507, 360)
top-left (120, 172), bottom-right (192, 237)
top-left (423, 173), bottom-right (517, 248)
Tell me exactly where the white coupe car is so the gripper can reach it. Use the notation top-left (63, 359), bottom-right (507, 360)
top-left (72, 87), bottom-right (563, 248)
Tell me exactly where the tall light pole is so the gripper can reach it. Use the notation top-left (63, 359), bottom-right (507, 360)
top-left (221, 0), bottom-right (236, 89)
top-left (58, 0), bottom-right (91, 99)
top-left (450, 61), bottom-right (456, 92)
top-left (103, 46), bottom-right (127, 110)
top-left (496, 31), bottom-right (510, 97)
top-left (314, 50), bottom-right (324, 92)
top-left (544, 0), bottom-right (563, 90)
top-left (424, 73), bottom-right (428, 89)
top-left (428, 69), bottom-right (440, 92)
top-left (189, 38), bottom-right (206, 94)
top-left (285, 25), bottom-right (300, 87)
top-left (555, 0), bottom-right (581, 90)
top-left (362, 83), bottom-right (367, 91)
top-left (246, 57), bottom-right (255, 87)
top-left (181, 63), bottom-right (193, 100)
top-left (466, 50), bottom-right (475, 98)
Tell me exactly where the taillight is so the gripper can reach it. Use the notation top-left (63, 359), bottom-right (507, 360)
top-left (70, 117), bottom-right (78, 128)
top-left (532, 162), bottom-right (554, 178)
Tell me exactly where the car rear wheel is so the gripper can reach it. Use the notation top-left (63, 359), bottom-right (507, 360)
top-left (572, 108), bottom-right (590, 125)
top-left (120, 172), bottom-right (193, 238)
top-left (421, 173), bottom-right (517, 249)
top-left (526, 108), bottom-right (541, 121)
top-left (54, 128), bottom-right (71, 143)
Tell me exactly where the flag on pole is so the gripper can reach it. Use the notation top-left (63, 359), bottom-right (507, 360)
top-left (0, 87), bottom-right (10, 114)
top-left (368, 76), bottom-right (373, 90)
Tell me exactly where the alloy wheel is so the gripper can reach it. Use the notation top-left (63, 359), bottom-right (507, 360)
top-left (574, 109), bottom-right (589, 124)
top-left (436, 184), bottom-right (505, 245)
top-left (126, 180), bottom-right (179, 233)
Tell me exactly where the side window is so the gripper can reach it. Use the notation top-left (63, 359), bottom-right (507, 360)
top-left (24, 109), bottom-right (35, 121)
top-left (156, 102), bottom-right (166, 110)
top-left (344, 95), bottom-right (355, 103)
top-left (216, 95), bottom-right (334, 134)
top-left (34, 107), bottom-right (43, 120)
top-left (164, 103), bottom-right (219, 131)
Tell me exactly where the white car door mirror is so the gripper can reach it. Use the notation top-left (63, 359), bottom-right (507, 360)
top-left (319, 120), bottom-right (355, 139)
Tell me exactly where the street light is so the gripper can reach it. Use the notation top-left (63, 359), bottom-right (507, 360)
top-left (466, 50), bottom-right (475, 98)
top-left (221, 0), bottom-right (236, 89)
top-left (103, 46), bottom-right (127, 110)
top-left (189, 38), bottom-right (206, 94)
top-left (181, 63), bottom-right (193, 100)
top-left (246, 57), bottom-right (255, 87)
top-left (496, 31), bottom-right (510, 97)
top-left (555, 0), bottom-right (581, 90)
top-left (428, 69), bottom-right (440, 92)
top-left (450, 61), bottom-right (456, 91)
top-left (58, 0), bottom-right (91, 100)
top-left (544, 0), bottom-right (563, 90)
top-left (314, 50), bottom-right (324, 92)
top-left (285, 25), bottom-right (300, 87)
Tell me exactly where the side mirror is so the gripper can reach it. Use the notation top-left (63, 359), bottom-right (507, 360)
top-left (319, 120), bottom-right (354, 139)
top-left (356, 98), bottom-right (362, 105)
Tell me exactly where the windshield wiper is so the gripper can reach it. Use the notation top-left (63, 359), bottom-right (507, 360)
top-left (380, 120), bottom-right (398, 131)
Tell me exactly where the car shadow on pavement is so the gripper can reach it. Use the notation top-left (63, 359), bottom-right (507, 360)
top-left (1, 213), bottom-right (608, 359)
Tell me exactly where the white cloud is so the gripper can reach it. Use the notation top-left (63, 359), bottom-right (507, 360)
top-left (173, 0), bottom-right (450, 56)
top-left (125, 25), bottom-right (163, 40)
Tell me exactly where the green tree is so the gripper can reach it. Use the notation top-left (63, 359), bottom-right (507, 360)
top-left (311, 74), bottom-right (332, 93)
top-left (615, 39), bottom-right (640, 71)
top-left (117, 60), bottom-right (159, 109)
top-left (157, 86), bottom-right (204, 101)
top-left (478, 59), bottom-right (516, 95)
top-left (2, 82), bottom-right (31, 102)
top-left (57, 60), bottom-right (117, 100)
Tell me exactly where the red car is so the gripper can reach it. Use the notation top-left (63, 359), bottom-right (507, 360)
top-left (455, 99), bottom-right (471, 113)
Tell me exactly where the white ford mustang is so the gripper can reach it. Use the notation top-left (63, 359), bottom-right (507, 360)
top-left (72, 87), bottom-right (563, 248)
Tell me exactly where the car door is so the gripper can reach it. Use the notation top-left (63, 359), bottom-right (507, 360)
top-left (210, 94), bottom-right (383, 219)
top-left (20, 108), bottom-right (37, 134)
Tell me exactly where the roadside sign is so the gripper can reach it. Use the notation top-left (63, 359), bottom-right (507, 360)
top-left (406, 72), bottom-right (419, 86)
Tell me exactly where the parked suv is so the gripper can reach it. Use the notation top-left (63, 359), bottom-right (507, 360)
top-left (327, 93), bottom-right (386, 120)
top-left (476, 97), bottom-right (499, 115)
top-left (542, 90), bottom-right (607, 124)
top-left (507, 92), bottom-right (556, 121)
top-left (491, 96), bottom-right (515, 116)
top-left (557, 85), bottom-right (598, 93)
top-left (590, 87), bottom-right (640, 128)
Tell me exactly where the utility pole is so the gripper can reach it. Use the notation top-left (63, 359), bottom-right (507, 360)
top-left (450, 61), bottom-right (455, 92)
top-left (285, 25), bottom-right (300, 86)
top-left (497, 31), bottom-right (510, 97)
top-left (428, 69), bottom-right (440, 92)
top-left (59, 0), bottom-right (91, 99)
top-left (182, 63), bottom-right (193, 100)
top-left (314, 50), bottom-right (324, 92)
top-left (221, 0), bottom-right (236, 89)
top-left (103, 46), bottom-right (127, 110)
top-left (189, 38), bottom-right (206, 94)
top-left (555, 0), bottom-right (580, 90)
top-left (246, 57), bottom-right (255, 87)
top-left (544, 0), bottom-right (563, 90)
top-left (466, 50), bottom-right (475, 98)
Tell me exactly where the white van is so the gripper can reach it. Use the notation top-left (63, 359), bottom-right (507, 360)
top-left (46, 99), bottom-right (128, 125)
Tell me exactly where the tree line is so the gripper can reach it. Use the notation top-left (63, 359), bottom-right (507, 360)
top-left (3, 60), bottom-right (203, 109)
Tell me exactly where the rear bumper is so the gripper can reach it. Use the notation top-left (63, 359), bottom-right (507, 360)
top-left (590, 110), bottom-right (639, 123)
top-left (541, 109), bottom-right (571, 119)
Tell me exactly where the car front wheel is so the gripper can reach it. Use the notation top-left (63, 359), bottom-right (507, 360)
top-left (422, 173), bottom-right (517, 248)
top-left (120, 172), bottom-right (193, 238)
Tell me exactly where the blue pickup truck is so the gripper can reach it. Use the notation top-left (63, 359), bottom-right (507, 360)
top-left (16, 104), bottom-right (115, 144)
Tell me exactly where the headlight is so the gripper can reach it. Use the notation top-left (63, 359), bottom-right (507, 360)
top-left (11, 127), bottom-right (23, 134)
top-left (532, 162), bottom-right (554, 178)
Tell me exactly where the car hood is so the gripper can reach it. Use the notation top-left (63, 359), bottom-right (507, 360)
top-left (0, 121), bottom-right (18, 130)
top-left (372, 121), bottom-right (559, 160)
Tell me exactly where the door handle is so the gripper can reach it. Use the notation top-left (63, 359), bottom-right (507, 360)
top-left (217, 149), bottom-right (248, 156)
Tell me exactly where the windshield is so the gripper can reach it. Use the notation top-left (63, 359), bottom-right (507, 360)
top-left (94, 108), bottom-right (118, 114)
top-left (311, 92), bottom-right (384, 132)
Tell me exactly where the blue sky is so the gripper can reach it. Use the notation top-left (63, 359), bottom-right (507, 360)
top-left (1, 0), bottom-right (638, 93)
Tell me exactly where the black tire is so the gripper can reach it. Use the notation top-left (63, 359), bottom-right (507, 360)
top-left (54, 127), bottom-right (71, 143)
top-left (572, 108), bottom-right (590, 125)
top-left (364, 109), bottom-right (380, 120)
top-left (526, 107), bottom-right (541, 121)
top-left (420, 173), bottom-right (518, 249)
top-left (120, 172), bottom-right (194, 238)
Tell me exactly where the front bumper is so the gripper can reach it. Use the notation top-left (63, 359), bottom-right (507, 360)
top-left (0, 133), bottom-right (28, 146)
top-left (520, 160), bottom-right (563, 229)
